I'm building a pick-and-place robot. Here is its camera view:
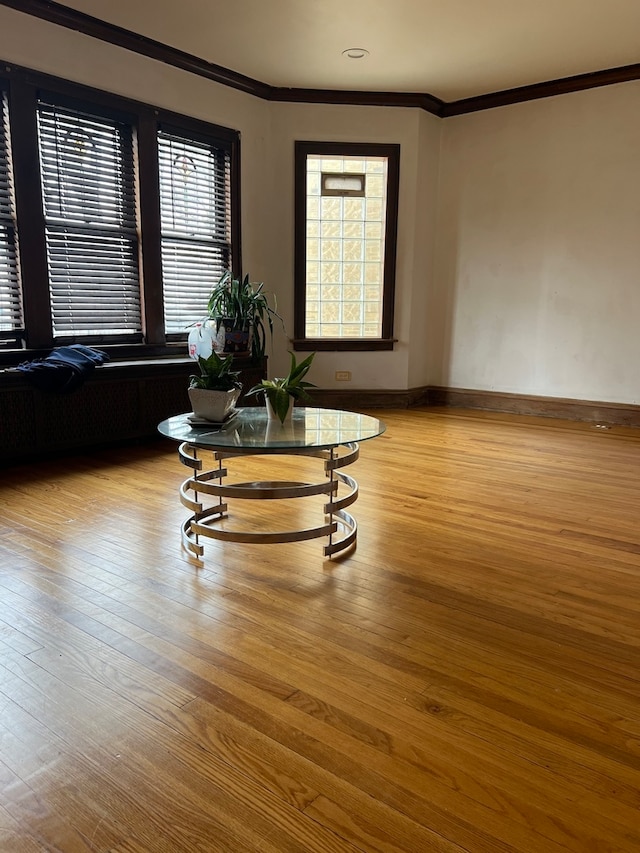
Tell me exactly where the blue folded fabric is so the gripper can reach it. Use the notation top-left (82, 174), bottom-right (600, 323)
top-left (16, 344), bottom-right (110, 393)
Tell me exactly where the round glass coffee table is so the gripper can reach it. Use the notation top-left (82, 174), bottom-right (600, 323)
top-left (158, 406), bottom-right (386, 559)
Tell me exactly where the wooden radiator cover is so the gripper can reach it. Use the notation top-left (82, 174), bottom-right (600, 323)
top-left (0, 357), bottom-right (266, 464)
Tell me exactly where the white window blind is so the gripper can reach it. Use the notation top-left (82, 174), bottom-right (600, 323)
top-left (0, 89), bottom-right (21, 336)
top-left (37, 101), bottom-right (141, 338)
top-left (158, 130), bottom-right (231, 333)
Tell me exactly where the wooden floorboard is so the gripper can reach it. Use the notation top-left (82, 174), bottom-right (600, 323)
top-left (1, 407), bottom-right (640, 852)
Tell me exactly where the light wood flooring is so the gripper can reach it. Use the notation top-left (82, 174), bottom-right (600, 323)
top-left (1, 407), bottom-right (639, 852)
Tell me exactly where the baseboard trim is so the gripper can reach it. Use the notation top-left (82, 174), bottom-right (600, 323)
top-left (314, 385), bottom-right (640, 426)
top-left (312, 386), bottom-right (429, 410)
top-left (427, 386), bottom-right (640, 427)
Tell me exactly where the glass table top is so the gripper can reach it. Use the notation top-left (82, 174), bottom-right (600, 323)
top-left (158, 407), bottom-right (386, 451)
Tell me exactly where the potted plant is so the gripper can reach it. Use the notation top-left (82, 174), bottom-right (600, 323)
top-left (206, 271), bottom-right (282, 360)
top-left (188, 350), bottom-right (242, 422)
top-left (248, 351), bottom-right (316, 423)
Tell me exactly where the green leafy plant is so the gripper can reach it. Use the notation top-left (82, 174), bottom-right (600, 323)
top-left (248, 351), bottom-right (316, 423)
top-left (188, 350), bottom-right (242, 391)
top-left (206, 271), bottom-right (282, 360)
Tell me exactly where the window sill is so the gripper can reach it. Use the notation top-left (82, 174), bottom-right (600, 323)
top-left (0, 351), bottom-right (268, 387)
top-left (292, 338), bottom-right (396, 352)
top-left (0, 342), bottom-right (189, 367)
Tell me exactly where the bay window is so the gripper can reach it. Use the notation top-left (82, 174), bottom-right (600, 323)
top-left (0, 62), bottom-right (239, 361)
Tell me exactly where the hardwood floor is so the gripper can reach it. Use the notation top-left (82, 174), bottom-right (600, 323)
top-left (1, 407), bottom-right (639, 852)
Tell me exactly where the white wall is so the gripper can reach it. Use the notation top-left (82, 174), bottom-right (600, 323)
top-left (434, 84), bottom-right (640, 404)
top-left (409, 109), bottom-right (442, 388)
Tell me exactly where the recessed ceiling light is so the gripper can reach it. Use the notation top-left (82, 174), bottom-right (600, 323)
top-left (342, 48), bottom-right (369, 60)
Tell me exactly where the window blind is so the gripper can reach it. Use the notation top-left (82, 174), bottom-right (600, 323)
top-left (0, 89), bottom-right (21, 336)
top-left (37, 101), bottom-right (141, 338)
top-left (158, 130), bottom-right (231, 333)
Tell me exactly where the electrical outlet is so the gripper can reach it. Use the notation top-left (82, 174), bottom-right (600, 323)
top-left (335, 370), bottom-right (352, 381)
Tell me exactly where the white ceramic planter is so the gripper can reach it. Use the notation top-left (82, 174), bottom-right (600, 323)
top-left (188, 387), bottom-right (240, 422)
top-left (265, 395), bottom-right (293, 423)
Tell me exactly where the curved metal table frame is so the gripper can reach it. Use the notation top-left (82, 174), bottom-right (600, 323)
top-left (158, 407), bottom-right (385, 559)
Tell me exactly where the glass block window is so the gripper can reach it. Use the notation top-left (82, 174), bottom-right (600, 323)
top-left (295, 142), bottom-right (399, 350)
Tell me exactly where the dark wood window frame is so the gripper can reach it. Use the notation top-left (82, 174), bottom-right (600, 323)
top-left (0, 60), bottom-right (241, 366)
top-left (293, 141), bottom-right (400, 352)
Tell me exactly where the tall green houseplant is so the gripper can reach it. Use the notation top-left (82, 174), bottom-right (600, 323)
top-left (207, 271), bottom-right (281, 360)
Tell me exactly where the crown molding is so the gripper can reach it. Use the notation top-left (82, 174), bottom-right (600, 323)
top-left (0, 0), bottom-right (272, 98)
top-left (3, 0), bottom-right (640, 116)
top-left (442, 63), bottom-right (640, 116)
top-left (271, 86), bottom-right (443, 115)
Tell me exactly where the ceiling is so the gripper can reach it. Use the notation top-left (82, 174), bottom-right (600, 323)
top-left (55, 0), bottom-right (640, 102)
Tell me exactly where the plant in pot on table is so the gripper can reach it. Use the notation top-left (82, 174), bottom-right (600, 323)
top-left (188, 350), bottom-right (242, 423)
top-left (248, 351), bottom-right (316, 424)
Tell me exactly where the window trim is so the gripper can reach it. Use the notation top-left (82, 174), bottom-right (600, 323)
top-left (0, 60), bottom-right (241, 364)
top-left (293, 140), bottom-right (400, 352)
